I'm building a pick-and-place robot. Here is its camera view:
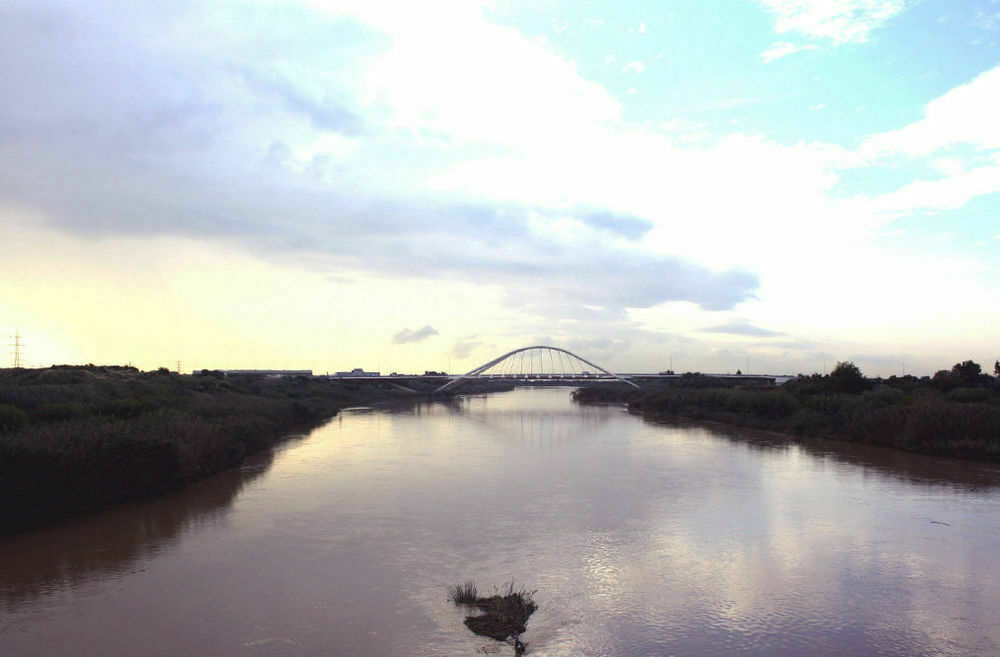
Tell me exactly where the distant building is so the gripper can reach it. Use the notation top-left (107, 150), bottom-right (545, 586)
top-left (214, 369), bottom-right (313, 378)
top-left (335, 368), bottom-right (380, 377)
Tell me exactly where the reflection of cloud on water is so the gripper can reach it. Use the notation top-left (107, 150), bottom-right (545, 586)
top-left (0, 449), bottom-right (275, 612)
top-left (569, 494), bottom-right (1000, 656)
top-left (366, 390), bottom-right (1000, 656)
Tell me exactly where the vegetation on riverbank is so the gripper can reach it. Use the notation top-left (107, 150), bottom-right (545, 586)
top-left (450, 581), bottom-right (537, 647)
top-left (574, 360), bottom-right (1000, 462)
top-left (0, 365), bottom-right (483, 535)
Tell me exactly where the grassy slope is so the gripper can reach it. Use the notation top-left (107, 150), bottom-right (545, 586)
top-left (574, 376), bottom-right (1000, 462)
top-left (0, 366), bottom-right (440, 534)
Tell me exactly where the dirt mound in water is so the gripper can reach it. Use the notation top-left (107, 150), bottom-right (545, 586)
top-left (450, 582), bottom-right (537, 646)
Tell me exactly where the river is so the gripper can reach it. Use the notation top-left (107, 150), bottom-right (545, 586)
top-left (3, 387), bottom-right (1000, 656)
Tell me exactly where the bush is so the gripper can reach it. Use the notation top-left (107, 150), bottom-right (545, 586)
top-left (948, 387), bottom-right (990, 404)
top-left (863, 385), bottom-right (905, 407)
top-left (33, 402), bottom-right (88, 422)
top-left (0, 403), bottom-right (28, 432)
top-left (900, 402), bottom-right (1000, 457)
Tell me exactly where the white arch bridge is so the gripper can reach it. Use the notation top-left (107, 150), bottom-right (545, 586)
top-left (434, 345), bottom-right (639, 394)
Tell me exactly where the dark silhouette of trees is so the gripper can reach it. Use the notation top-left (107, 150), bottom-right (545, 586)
top-left (829, 361), bottom-right (868, 393)
top-left (952, 360), bottom-right (983, 383)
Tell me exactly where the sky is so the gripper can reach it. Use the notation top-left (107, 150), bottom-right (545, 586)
top-left (1, 0), bottom-right (999, 377)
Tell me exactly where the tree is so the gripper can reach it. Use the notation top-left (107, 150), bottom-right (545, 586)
top-left (829, 361), bottom-right (868, 393)
top-left (951, 360), bottom-right (984, 386)
top-left (995, 360), bottom-right (999, 377)
top-left (933, 369), bottom-right (960, 392)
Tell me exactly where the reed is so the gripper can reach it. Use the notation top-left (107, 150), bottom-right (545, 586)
top-left (0, 365), bottom-right (418, 534)
top-left (448, 580), bottom-right (480, 605)
top-left (450, 580), bottom-right (538, 643)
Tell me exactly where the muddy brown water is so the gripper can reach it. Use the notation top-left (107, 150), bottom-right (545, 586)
top-left (3, 388), bottom-right (1000, 656)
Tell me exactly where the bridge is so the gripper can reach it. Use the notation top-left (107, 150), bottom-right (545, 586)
top-left (323, 345), bottom-right (778, 392)
top-left (433, 345), bottom-right (639, 393)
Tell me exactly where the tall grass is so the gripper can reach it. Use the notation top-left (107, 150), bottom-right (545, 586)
top-left (577, 375), bottom-right (1000, 462)
top-left (0, 366), bottom-right (419, 534)
top-left (449, 580), bottom-right (538, 643)
top-left (449, 580), bottom-right (480, 604)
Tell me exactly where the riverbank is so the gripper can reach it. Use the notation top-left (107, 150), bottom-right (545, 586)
top-left (0, 366), bottom-right (505, 535)
top-left (573, 367), bottom-right (1000, 462)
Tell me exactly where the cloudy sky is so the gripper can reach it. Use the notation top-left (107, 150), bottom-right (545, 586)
top-left (2, 0), bottom-right (999, 376)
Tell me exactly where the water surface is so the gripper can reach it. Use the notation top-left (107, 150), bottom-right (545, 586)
top-left (3, 388), bottom-right (1000, 656)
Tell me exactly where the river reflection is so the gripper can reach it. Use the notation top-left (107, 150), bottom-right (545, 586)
top-left (0, 448), bottom-right (276, 613)
top-left (2, 388), bottom-right (1000, 657)
top-left (644, 415), bottom-right (1000, 492)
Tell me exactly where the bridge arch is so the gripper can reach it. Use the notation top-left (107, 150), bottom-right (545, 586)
top-left (434, 345), bottom-right (639, 393)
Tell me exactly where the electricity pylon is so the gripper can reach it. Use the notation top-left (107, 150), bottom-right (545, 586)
top-left (9, 330), bottom-right (24, 368)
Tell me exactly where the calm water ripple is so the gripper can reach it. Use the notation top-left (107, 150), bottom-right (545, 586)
top-left (3, 388), bottom-right (1000, 656)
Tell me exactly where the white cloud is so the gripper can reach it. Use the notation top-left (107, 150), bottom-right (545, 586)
top-left (621, 61), bottom-right (646, 74)
top-left (759, 0), bottom-right (908, 44)
top-left (4, 0), bottom-right (999, 374)
top-left (974, 9), bottom-right (1000, 30)
top-left (870, 165), bottom-right (1000, 215)
top-left (932, 157), bottom-right (965, 176)
top-left (451, 338), bottom-right (483, 359)
top-left (760, 41), bottom-right (819, 62)
top-left (862, 65), bottom-right (1000, 157)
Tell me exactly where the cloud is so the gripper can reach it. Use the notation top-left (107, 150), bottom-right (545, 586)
top-left (760, 41), bottom-right (819, 62)
top-left (565, 336), bottom-right (630, 359)
top-left (575, 211), bottom-right (652, 240)
top-left (861, 65), bottom-right (1000, 157)
top-left (392, 325), bottom-right (439, 344)
top-left (870, 165), bottom-right (1000, 215)
top-left (451, 338), bottom-right (482, 359)
top-left (237, 68), bottom-right (365, 136)
top-left (974, 8), bottom-right (1000, 31)
top-left (2, 0), bottom-right (953, 340)
top-left (621, 61), bottom-right (646, 74)
top-left (698, 321), bottom-right (785, 337)
top-left (0, 0), bottom-right (762, 318)
top-left (758, 0), bottom-right (908, 44)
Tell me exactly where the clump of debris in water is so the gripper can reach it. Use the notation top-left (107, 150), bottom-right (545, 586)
top-left (449, 581), bottom-right (537, 653)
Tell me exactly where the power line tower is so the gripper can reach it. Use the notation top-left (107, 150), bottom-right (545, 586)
top-left (9, 330), bottom-right (24, 368)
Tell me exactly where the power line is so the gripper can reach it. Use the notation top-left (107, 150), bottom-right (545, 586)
top-left (9, 330), bottom-right (24, 368)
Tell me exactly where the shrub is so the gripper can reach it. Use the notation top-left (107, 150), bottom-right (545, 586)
top-left (0, 403), bottom-right (28, 432)
top-left (948, 387), bottom-right (990, 404)
top-left (33, 402), bottom-right (88, 422)
top-left (863, 385), bottom-right (905, 407)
